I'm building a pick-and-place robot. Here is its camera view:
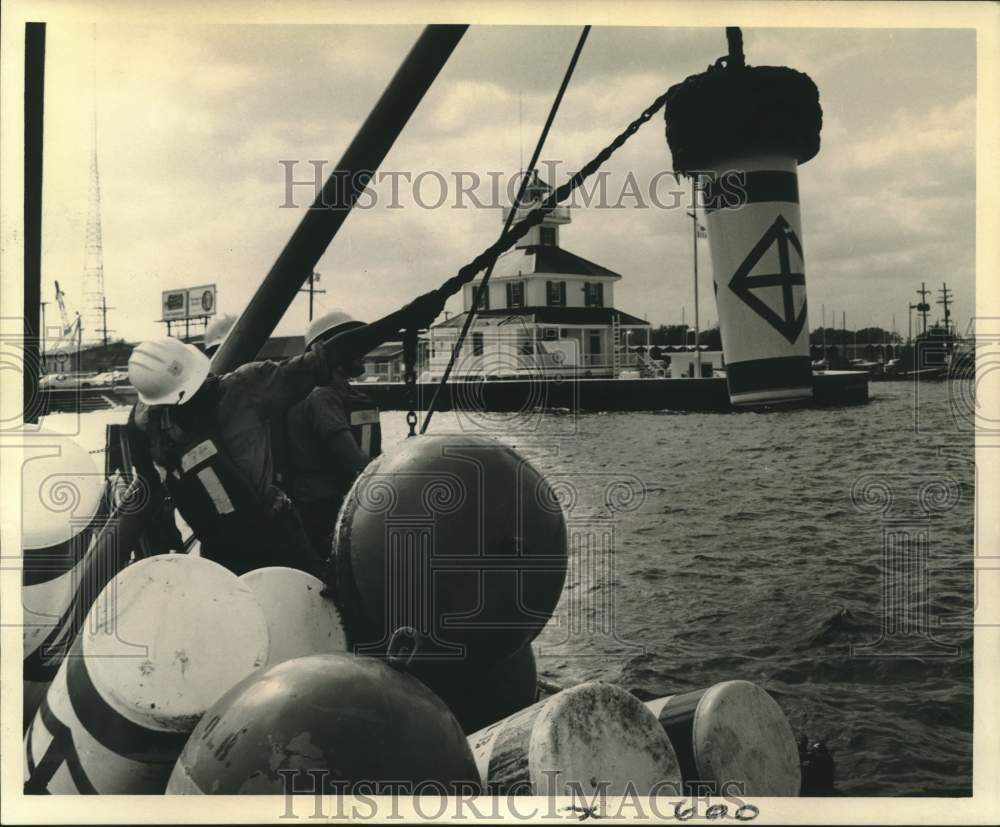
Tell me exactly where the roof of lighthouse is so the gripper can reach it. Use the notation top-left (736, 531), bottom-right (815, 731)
top-left (487, 245), bottom-right (623, 281)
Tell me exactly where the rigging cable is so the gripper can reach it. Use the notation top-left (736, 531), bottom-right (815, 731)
top-left (420, 25), bottom-right (591, 434)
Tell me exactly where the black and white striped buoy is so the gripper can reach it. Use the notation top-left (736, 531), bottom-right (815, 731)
top-left (24, 554), bottom-right (269, 794)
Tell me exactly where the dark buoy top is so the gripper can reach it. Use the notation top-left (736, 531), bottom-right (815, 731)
top-left (664, 30), bottom-right (822, 174)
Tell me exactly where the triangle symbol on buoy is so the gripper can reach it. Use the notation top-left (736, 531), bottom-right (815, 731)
top-left (728, 214), bottom-right (808, 344)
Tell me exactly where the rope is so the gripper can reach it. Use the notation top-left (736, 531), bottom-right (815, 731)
top-left (420, 26), bottom-right (591, 434)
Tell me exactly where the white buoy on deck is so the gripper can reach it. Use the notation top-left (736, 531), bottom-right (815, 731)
top-left (21, 431), bottom-right (105, 731)
top-left (646, 680), bottom-right (801, 796)
top-left (239, 567), bottom-right (346, 668)
top-left (469, 682), bottom-right (681, 796)
top-left (24, 554), bottom-right (269, 794)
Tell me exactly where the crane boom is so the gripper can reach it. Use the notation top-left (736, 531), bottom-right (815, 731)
top-left (54, 280), bottom-right (71, 335)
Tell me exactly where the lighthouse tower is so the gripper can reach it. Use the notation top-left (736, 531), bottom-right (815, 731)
top-left (502, 171), bottom-right (572, 248)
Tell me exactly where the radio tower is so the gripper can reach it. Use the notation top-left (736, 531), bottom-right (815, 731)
top-left (81, 26), bottom-right (107, 347)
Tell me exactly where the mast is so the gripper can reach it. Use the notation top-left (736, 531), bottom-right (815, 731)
top-left (212, 25), bottom-right (467, 373)
top-left (24, 22), bottom-right (45, 420)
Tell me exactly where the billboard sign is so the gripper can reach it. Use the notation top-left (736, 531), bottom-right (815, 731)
top-left (161, 289), bottom-right (188, 321)
top-left (188, 284), bottom-right (217, 318)
top-left (161, 284), bottom-right (217, 321)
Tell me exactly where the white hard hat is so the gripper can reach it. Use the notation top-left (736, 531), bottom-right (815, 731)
top-left (129, 338), bottom-right (211, 406)
top-left (305, 310), bottom-right (365, 349)
top-left (204, 313), bottom-right (237, 354)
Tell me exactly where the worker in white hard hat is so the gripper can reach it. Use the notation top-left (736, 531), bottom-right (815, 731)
top-left (127, 290), bottom-right (444, 576)
top-left (202, 313), bottom-right (236, 357)
top-left (283, 310), bottom-right (381, 558)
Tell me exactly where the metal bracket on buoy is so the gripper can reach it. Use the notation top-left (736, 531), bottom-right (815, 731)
top-left (386, 626), bottom-right (421, 669)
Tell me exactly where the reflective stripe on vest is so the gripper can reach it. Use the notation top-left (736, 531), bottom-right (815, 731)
top-left (349, 404), bottom-right (381, 459)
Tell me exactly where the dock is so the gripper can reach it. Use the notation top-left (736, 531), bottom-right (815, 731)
top-left (33, 371), bottom-right (868, 416)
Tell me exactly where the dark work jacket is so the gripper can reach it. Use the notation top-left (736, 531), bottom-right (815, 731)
top-left (284, 372), bottom-right (381, 506)
top-left (132, 348), bottom-right (330, 575)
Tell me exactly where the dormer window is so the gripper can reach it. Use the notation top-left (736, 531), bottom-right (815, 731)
top-left (540, 226), bottom-right (557, 246)
top-left (585, 282), bottom-right (604, 307)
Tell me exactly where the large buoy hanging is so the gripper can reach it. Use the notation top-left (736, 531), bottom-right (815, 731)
top-left (664, 28), bottom-right (822, 407)
top-left (646, 680), bottom-right (801, 796)
top-left (24, 554), bottom-right (269, 794)
top-left (433, 642), bottom-right (539, 735)
top-left (469, 682), bottom-right (681, 795)
top-left (21, 431), bottom-right (106, 731)
top-left (167, 653), bottom-right (481, 794)
top-left (239, 567), bottom-right (347, 668)
top-left (333, 435), bottom-right (567, 688)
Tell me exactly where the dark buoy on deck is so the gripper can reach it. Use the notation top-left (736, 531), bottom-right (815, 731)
top-left (664, 27), bottom-right (822, 407)
top-left (332, 434), bottom-right (567, 695)
top-left (167, 653), bottom-right (481, 794)
top-left (433, 642), bottom-right (539, 734)
top-left (646, 680), bottom-right (801, 796)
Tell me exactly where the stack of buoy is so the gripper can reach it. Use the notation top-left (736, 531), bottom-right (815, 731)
top-left (22, 431), bottom-right (106, 732)
top-left (21, 434), bottom-right (806, 798)
top-left (24, 554), bottom-right (269, 793)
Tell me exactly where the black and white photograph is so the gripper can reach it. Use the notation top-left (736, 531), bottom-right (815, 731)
top-left (1, 0), bottom-right (997, 823)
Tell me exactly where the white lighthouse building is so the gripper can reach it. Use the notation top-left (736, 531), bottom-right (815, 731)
top-left (425, 173), bottom-right (653, 380)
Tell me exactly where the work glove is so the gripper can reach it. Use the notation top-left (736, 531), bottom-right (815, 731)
top-left (401, 289), bottom-right (446, 329)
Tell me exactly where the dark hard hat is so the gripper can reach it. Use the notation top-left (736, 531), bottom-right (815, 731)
top-left (166, 653), bottom-right (480, 794)
top-left (332, 435), bottom-right (567, 676)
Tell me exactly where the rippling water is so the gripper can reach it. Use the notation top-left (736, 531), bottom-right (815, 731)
top-left (61, 380), bottom-right (973, 796)
top-left (405, 381), bottom-right (975, 797)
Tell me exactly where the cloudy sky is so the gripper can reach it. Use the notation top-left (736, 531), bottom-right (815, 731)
top-left (37, 21), bottom-right (976, 344)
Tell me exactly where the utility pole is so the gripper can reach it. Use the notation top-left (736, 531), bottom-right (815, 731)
top-left (687, 179), bottom-right (703, 377)
top-left (40, 301), bottom-right (48, 368)
top-left (821, 303), bottom-right (826, 361)
top-left (99, 294), bottom-right (114, 347)
top-left (916, 282), bottom-right (930, 336)
top-left (842, 310), bottom-right (846, 360)
top-left (298, 271), bottom-right (326, 322)
top-left (937, 281), bottom-right (954, 336)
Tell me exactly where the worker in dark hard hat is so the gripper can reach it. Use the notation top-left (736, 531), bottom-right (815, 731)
top-left (202, 313), bottom-right (237, 357)
top-left (284, 310), bottom-right (381, 559)
top-left (127, 290), bottom-right (444, 577)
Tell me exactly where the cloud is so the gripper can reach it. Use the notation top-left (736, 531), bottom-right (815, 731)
top-left (39, 23), bottom-right (977, 342)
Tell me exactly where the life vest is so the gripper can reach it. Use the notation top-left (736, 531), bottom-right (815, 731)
top-left (347, 392), bottom-right (382, 460)
top-left (147, 408), bottom-right (268, 547)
